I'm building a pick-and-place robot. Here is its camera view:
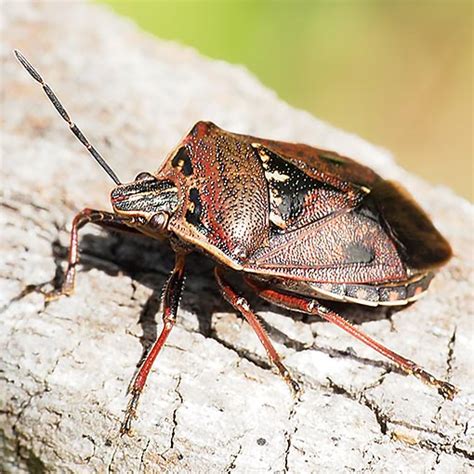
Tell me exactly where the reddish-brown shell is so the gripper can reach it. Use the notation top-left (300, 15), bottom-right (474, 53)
top-left (157, 121), bottom-right (452, 293)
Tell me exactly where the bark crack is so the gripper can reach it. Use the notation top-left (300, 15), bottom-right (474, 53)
top-left (283, 395), bottom-right (301, 472)
top-left (434, 325), bottom-right (458, 424)
top-left (225, 443), bottom-right (243, 472)
top-left (326, 377), bottom-right (388, 436)
top-left (107, 446), bottom-right (119, 473)
top-left (208, 331), bottom-right (273, 372)
top-left (82, 434), bottom-right (97, 464)
top-left (326, 377), bottom-right (474, 461)
top-left (446, 326), bottom-right (457, 378)
top-left (360, 393), bottom-right (389, 435)
top-left (139, 438), bottom-right (151, 472)
top-left (452, 444), bottom-right (474, 461)
top-left (169, 375), bottom-right (183, 451)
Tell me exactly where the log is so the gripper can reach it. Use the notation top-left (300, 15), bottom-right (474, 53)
top-left (1, 2), bottom-right (472, 472)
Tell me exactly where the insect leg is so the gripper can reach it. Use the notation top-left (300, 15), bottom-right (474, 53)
top-left (245, 277), bottom-right (457, 400)
top-left (214, 267), bottom-right (300, 395)
top-left (121, 253), bottom-right (186, 435)
top-left (44, 208), bottom-right (137, 301)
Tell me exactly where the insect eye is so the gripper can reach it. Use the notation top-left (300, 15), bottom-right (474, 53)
top-left (135, 172), bottom-right (155, 181)
top-left (149, 212), bottom-right (169, 231)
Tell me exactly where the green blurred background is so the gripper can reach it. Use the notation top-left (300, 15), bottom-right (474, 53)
top-left (100, 1), bottom-right (472, 200)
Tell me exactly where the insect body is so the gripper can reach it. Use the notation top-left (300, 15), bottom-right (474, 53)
top-left (15, 50), bottom-right (457, 435)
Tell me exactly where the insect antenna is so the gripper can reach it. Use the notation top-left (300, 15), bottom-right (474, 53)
top-left (14, 50), bottom-right (122, 185)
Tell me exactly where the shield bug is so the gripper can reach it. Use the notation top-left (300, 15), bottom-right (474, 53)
top-left (15, 50), bottom-right (457, 435)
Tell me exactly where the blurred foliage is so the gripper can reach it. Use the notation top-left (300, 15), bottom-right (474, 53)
top-left (100, 0), bottom-right (472, 200)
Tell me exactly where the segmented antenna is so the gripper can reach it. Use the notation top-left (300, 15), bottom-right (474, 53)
top-left (14, 50), bottom-right (122, 185)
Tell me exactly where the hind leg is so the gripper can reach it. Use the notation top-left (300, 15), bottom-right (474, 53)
top-left (215, 267), bottom-right (300, 395)
top-left (245, 276), bottom-right (457, 400)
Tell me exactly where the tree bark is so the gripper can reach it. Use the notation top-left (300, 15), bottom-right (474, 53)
top-left (1, 2), bottom-right (472, 472)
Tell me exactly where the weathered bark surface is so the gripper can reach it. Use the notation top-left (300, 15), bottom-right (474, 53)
top-left (1, 2), bottom-right (472, 472)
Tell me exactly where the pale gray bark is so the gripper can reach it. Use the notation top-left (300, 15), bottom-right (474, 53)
top-left (1, 2), bottom-right (472, 473)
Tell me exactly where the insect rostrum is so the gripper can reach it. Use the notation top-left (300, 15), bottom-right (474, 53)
top-left (15, 50), bottom-right (457, 435)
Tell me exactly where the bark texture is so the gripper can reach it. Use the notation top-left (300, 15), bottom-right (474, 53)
top-left (1, 2), bottom-right (473, 472)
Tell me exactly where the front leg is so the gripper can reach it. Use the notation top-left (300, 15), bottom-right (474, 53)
top-left (44, 208), bottom-right (137, 301)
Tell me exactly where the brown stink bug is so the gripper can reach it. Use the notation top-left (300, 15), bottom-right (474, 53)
top-left (15, 50), bottom-right (457, 435)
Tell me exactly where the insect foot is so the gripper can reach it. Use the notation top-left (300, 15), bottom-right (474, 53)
top-left (42, 286), bottom-right (74, 303)
top-left (276, 362), bottom-right (302, 398)
top-left (410, 365), bottom-right (458, 400)
top-left (21, 281), bottom-right (73, 303)
top-left (120, 387), bottom-right (141, 436)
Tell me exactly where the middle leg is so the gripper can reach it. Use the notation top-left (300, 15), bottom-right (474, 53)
top-left (121, 252), bottom-right (187, 435)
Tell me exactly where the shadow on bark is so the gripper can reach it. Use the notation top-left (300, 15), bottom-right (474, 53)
top-left (38, 228), bottom-right (409, 377)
